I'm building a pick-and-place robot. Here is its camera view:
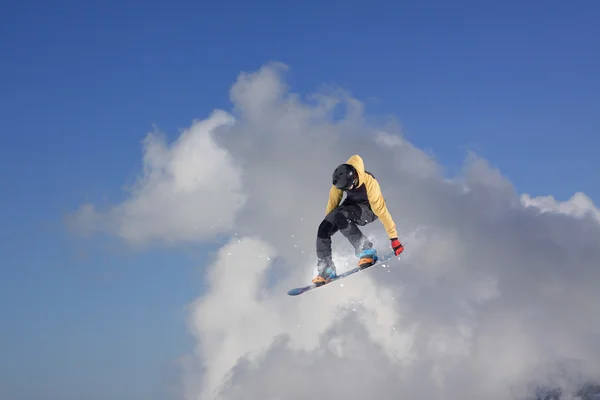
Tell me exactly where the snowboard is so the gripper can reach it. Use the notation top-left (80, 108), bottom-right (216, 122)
top-left (287, 251), bottom-right (398, 296)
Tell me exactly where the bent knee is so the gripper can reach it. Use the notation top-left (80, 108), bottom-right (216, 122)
top-left (317, 220), bottom-right (335, 239)
top-left (333, 210), bottom-right (350, 230)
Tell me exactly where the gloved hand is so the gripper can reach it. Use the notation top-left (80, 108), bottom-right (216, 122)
top-left (390, 238), bottom-right (404, 256)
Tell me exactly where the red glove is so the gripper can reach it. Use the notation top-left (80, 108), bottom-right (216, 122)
top-left (390, 238), bottom-right (404, 256)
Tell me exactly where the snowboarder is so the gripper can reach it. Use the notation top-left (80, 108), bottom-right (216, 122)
top-left (313, 154), bottom-right (404, 286)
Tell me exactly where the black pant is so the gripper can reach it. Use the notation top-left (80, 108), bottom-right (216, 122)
top-left (316, 201), bottom-right (378, 263)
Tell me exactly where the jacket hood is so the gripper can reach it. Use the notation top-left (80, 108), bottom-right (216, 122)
top-left (345, 154), bottom-right (366, 186)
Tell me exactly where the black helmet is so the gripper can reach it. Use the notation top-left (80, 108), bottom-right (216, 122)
top-left (332, 163), bottom-right (358, 190)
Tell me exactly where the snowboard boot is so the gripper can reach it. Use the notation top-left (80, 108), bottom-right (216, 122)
top-left (312, 257), bottom-right (337, 286)
top-left (357, 246), bottom-right (378, 269)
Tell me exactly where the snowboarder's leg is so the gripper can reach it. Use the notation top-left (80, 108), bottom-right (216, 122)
top-left (337, 203), bottom-right (379, 268)
top-left (334, 204), bottom-right (372, 250)
top-left (314, 211), bottom-right (341, 285)
top-left (315, 203), bottom-right (378, 284)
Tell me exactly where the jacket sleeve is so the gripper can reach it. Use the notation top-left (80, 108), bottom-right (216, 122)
top-left (365, 175), bottom-right (398, 239)
top-left (325, 185), bottom-right (343, 215)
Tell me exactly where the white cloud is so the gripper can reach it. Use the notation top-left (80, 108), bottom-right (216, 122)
top-left (73, 62), bottom-right (600, 400)
top-left (521, 191), bottom-right (600, 223)
top-left (69, 109), bottom-right (246, 245)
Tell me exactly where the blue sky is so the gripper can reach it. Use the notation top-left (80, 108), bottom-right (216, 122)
top-left (1, 0), bottom-right (599, 399)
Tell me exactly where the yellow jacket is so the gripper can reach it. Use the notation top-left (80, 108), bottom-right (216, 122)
top-left (326, 155), bottom-right (398, 239)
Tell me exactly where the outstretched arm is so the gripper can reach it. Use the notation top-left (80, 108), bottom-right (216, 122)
top-left (365, 176), bottom-right (398, 239)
